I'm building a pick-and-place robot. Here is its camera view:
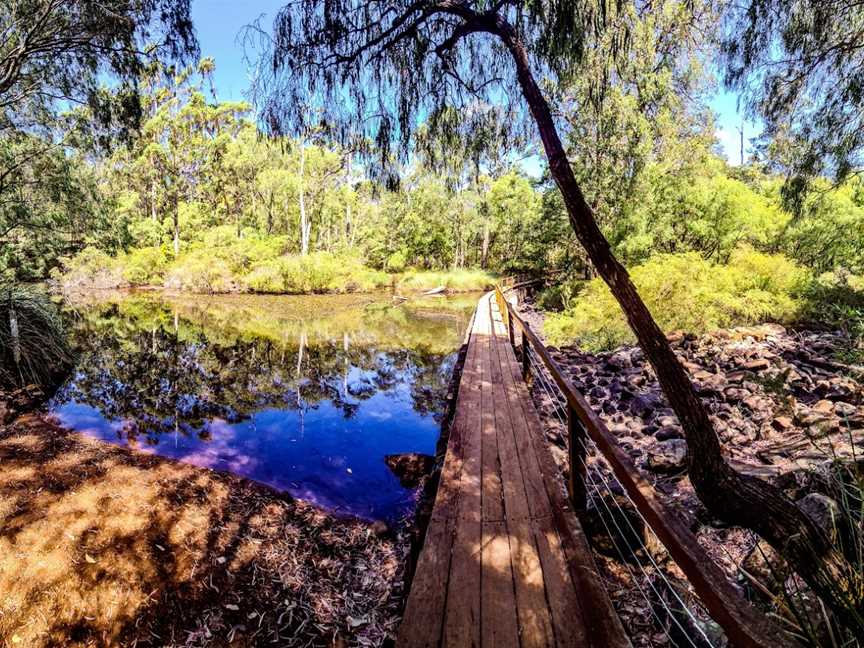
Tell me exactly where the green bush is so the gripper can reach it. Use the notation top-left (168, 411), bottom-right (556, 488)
top-left (164, 250), bottom-right (239, 293)
top-left (54, 246), bottom-right (125, 289)
top-left (396, 269), bottom-right (496, 292)
top-left (535, 278), bottom-right (585, 312)
top-left (545, 248), bottom-right (812, 350)
top-left (245, 252), bottom-right (389, 294)
top-left (122, 246), bottom-right (169, 285)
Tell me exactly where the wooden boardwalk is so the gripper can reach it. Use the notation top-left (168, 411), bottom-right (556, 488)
top-left (398, 292), bottom-right (629, 648)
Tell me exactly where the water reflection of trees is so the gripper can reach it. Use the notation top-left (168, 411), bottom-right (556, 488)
top-left (55, 293), bottom-right (473, 444)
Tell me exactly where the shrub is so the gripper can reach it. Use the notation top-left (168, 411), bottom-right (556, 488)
top-left (122, 246), bottom-right (169, 285)
top-left (245, 252), bottom-right (389, 294)
top-left (396, 269), bottom-right (496, 292)
top-left (164, 250), bottom-right (239, 293)
top-left (0, 284), bottom-right (74, 389)
top-left (386, 250), bottom-right (408, 272)
top-left (545, 248), bottom-right (813, 350)
top-left (54, 246), bottom-right (125, 290)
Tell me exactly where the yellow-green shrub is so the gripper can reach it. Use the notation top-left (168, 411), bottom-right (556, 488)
top-left (545, 248), bottom-right (811, 350)
top-left (245, 252), bottom-right (388, 294)
top-left (164, 250), bottom-right (238, 293)
top-left (122, 246), bottom-right (169, 285)
top-left (54, 246), bottom-right (125, 289)
top-left (396, 269), bottom-right (496, 292)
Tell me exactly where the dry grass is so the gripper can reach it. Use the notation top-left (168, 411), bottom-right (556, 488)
top-left (0, 414), bottom-right (405, 647)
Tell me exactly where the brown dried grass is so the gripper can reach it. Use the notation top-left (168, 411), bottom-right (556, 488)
top-left (0, 414), bottom-right (405, 647)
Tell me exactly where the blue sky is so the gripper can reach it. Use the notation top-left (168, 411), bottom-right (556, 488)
top-left (191, 0), bottom-right (756, 167)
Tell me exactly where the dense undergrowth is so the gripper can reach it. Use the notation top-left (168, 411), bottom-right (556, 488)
top-left (543, 247), bottom-right (864, 355)
top-left (54, 229), bottom-right (496, 295)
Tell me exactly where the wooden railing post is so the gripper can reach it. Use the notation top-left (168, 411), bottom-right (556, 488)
top-left (567, 403), bottom-right (587, 514)
top-left (521, 330), bottom-right (530, 381)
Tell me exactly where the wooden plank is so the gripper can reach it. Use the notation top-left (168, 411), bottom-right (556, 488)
top-left (491, 304), bottom-right (597, 647)
top-left (398, 516), bottom-right (456, 648)
top-left (443, 296), bottom-right (486, 648)
top-left (479, 305), bottom-right (504, 522)
top-left (489, 306), bottom-right (551, 519)
top-left (399, 299), bottom-right (485, 646)
top-left (481, 520), bottom-right (520, 648)
top-left (493, 297), bottom-right (630, 648)
top-left (487, 302), bottom-right (557, 648)
top-left (507, 516), bottom-right (558, 648)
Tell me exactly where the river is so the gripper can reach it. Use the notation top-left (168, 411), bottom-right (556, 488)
top-left (49, 290), bottom-right (478, 522)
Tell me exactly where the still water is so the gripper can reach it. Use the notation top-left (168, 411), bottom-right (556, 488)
top-left (49, 291), bottom-right (478, 521)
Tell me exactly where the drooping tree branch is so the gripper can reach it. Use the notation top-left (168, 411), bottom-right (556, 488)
top-left (253, 1), bottom-right (863, 631)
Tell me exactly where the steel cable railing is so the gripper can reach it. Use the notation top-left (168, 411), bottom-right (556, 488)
top-left (492, 285), bottom-right (796, 648)
top-left (523, 341), bottom-right (714, 647)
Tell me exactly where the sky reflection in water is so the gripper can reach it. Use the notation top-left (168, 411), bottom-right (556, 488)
top-left (50, 291), bottom-right (477, 521)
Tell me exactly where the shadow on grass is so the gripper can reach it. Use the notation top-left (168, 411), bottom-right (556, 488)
top-left (0, 414), bottom-right (403, 647)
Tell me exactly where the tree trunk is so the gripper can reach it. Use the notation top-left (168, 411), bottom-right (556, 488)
top-left (150, 180), bottom-right (157, 222)
top-left (172, 196), bottom-right (180, 257)
top-left (494, 14), bottom-right (860, 629)
top-left (481, 218), bottom-right (490, 268)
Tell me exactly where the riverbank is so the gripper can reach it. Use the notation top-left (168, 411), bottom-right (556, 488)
top-left (55, 246), bottom-right (496, 296)
top-left (0, 412), bottom-right (407, 647)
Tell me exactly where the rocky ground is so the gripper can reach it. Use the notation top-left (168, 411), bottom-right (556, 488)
top-left (519, 303), bottom-right (864, 647)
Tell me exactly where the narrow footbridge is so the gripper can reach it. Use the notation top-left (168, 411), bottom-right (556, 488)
top-left (397, 288), bottom-right (796, 648)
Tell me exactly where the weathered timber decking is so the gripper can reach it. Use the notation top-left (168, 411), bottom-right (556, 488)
top-left (397, 292), bottom-right (629, 648)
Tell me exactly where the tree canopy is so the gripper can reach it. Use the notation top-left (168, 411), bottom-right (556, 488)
top-left (723, 0), bottom-right (864, 206)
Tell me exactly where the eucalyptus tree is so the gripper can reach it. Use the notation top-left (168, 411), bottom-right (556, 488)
top-left (251, 0), bottom-right (861, 628)
top-left (0, 0), bottom-right (198, 276)
top-left (723, 0), bottom-right (864, 209)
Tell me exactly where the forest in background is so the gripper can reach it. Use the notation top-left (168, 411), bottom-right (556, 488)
top-left (2, 0), bottom-right (863, 345)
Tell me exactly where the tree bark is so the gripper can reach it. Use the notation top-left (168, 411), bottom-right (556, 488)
top-left (172, 195), bottom-right (180, 257)
top-left (299, 141), bottom-right (310, 256)
top-left (490, 12), bottom-right (860, 630)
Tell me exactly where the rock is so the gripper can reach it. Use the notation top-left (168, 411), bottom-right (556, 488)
top-left (771, 416), bottom-right (793, 432)
top-left (739, 358), bottom-right (770, 371)
top-left (808, 417), bottom-right (840, 436)
top-left (813, 399), bottom-right (834, 414)
top-left (629, 393), bottom-right (663, 417)
top-left (607, 350), bottom-right (632, 370)
top-left (833, 401), bottom-right (857, 417)
top-left (725, 370), bottom-right (752, 384)
top-left (655, 426), bottom-right (683, 441)
top-left (384, 453), bottom-right (435, 489)
top-left (646, 439), bottom-right (688, 473)
top-left (666, 331), bottom-right (685, 343)
top-left (724, 387), bottom-right (749, 402)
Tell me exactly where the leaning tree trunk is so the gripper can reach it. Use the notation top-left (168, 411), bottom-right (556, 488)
top-left (493, 14), bottom-right (860, 630)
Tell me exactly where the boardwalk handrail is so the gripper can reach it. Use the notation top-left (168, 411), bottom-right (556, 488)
top-left (494, 285), bottom-right (798, 648)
